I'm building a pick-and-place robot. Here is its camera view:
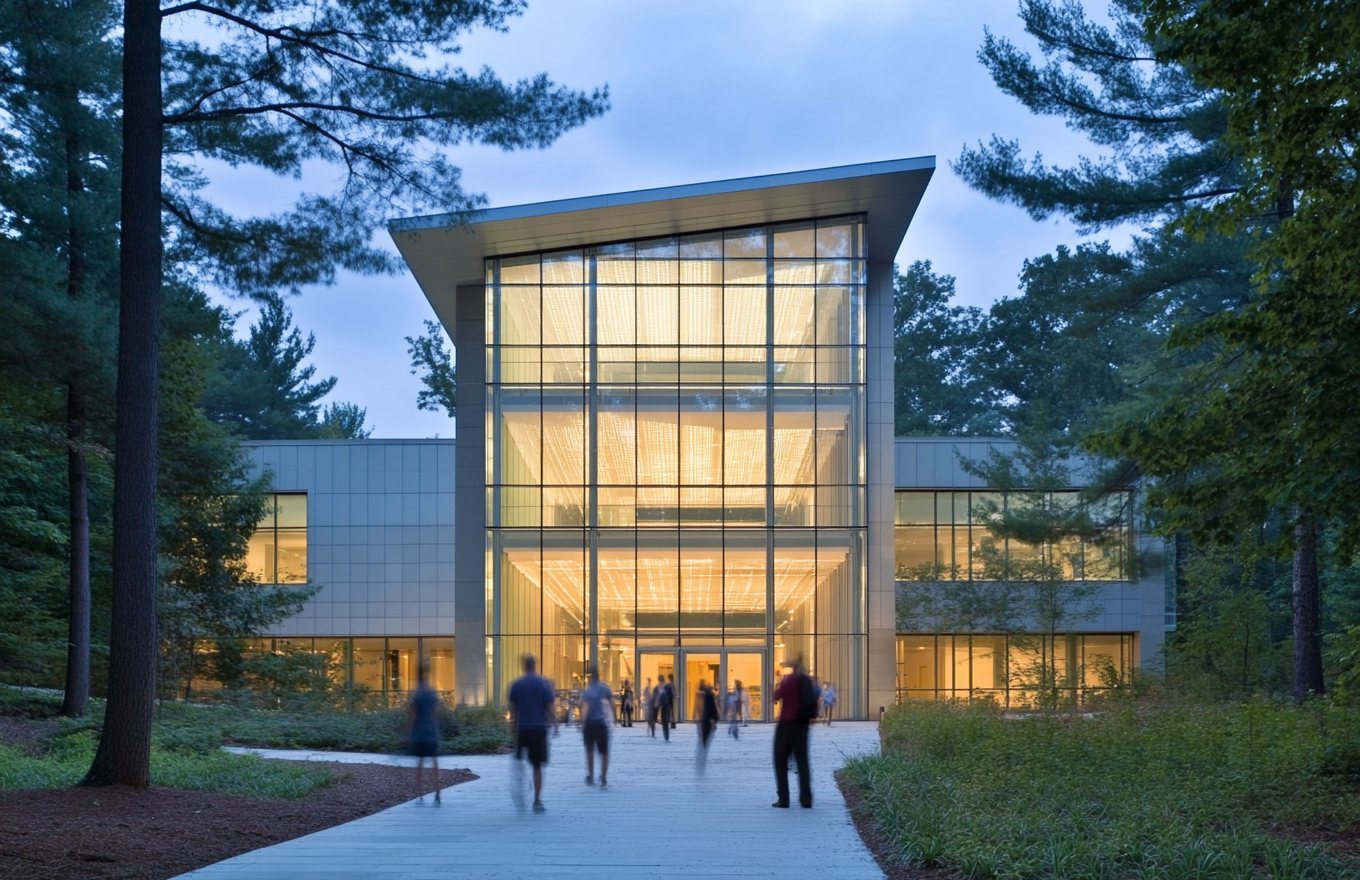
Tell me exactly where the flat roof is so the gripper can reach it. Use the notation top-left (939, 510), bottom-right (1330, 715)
top-left (389, 156), bottom-right (934, 330)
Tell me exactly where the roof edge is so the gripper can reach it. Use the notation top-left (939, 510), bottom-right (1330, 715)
top-left (388, 155), bottom-right (936, 234)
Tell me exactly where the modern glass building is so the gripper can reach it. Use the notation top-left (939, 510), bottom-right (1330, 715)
top-left (391, 159), bottom-right (936, 718)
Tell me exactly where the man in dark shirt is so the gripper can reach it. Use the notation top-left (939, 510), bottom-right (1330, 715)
top-left (772, 659), bottom-right (813, 809)
top-left (508, 654), bottom-right (556, 812)
top-left (655, 675), bottom-right (673, 741)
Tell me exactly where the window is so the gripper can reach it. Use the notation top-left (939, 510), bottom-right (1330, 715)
top-left (895, 633), bottom-right (1135, 705)
top-left (894, 490), bottom-right (1131, 582)
top-left (246, 493), bottom-right (308, 584)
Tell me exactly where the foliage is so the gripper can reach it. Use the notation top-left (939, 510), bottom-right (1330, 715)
top-left (157, 0), bottom-right (609, 297)
top-left (1164, 543), bottom-right (1292, 699)
top-left (151, 700), bottom-right (511, 756)
top-left (1092, 0), bottom-right (1360, 553)
top-left (406, 319), bottom-right (457, 420)
top-left (0, 400), bottom-right (70, 688)
top-left (200, 294), bottom-right (339, 439)
top-left (0, 732), bottom-right (332, 798)
top-left (319, 402), bottom-right (372, 439)
top-left (157, 287), bottom-right (318, 701)
top-left (955, 0), bottom-right (1238, 231)
top-left (843, 699), bottom-right (1360, 879)
top-left (893, 262), bottom-right (999, 436)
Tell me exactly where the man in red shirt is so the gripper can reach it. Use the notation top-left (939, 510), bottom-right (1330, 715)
top-left (772, 658), bottom-right (813, 808)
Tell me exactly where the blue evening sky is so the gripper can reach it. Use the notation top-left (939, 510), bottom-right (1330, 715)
top-left (209, 1), bottom-right (1129, 438)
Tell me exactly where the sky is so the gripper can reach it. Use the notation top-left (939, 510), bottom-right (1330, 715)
top-left (207, 1), bottom-right (1126, 439)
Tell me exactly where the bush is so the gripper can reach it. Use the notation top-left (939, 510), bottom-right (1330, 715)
top-left (152, 700), bottom-right (511, 755)
top-left (842, 699), bottom-right (1360, 879)
top-left (0, 724), bottom-right (332, 798)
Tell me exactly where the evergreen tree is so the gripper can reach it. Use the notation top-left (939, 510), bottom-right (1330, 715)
top-left (96, 0), bottom-right (608, 786)
top-left (1126, 0), bottom-right (1360, 699)
top-left (202, 295), bottom-right (338, 439)
top-left (893, 262), bottom-right (1000, 436)
top-left (0, 0), bottom-right (121, 716)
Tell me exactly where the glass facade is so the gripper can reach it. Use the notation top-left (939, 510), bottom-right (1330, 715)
top-left (246, 493), bottom-right (308, 584)
top-left (895, 633), bottom-right (1134, 706)
top-left (894, 490), bottom-right (1131, 582)
top-left (486, 218), bottom-right (868, 717)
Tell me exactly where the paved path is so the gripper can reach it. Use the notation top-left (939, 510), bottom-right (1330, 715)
top-left (180, 721), bottom-right (884, 879)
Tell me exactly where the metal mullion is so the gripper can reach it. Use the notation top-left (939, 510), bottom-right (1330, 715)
top-left (588, 253), bottom-right (600, 672)
top-left (764, 227), bottom-right (775, 668)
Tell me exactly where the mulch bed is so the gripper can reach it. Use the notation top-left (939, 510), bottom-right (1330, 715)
top-left (0, 761), bottom-right (476, 880)
top-left (835, 770), bottom-right (961, 880)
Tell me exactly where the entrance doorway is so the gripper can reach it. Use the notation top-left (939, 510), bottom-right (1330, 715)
top-left (638, 648), bottom-right (765, 722)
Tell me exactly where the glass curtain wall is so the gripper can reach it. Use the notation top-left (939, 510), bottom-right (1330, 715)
top-left (895, 633), bottom-right (1134, 706)
top-left (487, 218), bottom-right (868, 716)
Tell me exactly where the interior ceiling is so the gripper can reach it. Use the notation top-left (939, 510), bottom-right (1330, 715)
top-left (389, 157), bottom-right (935, 333)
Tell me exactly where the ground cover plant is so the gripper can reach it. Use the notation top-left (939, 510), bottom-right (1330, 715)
top-left (152, 699), bottom-right (512, 755)
top-left (842, 699), bottom-right (1360, 880)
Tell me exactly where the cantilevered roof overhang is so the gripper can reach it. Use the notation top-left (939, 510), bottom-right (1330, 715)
top-left (388, 156), bottom-right (934, 331)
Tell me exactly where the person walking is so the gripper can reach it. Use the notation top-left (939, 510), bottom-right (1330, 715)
top-left (405, 660), bottom-right (442, 804)
top-left (580, 665), bottom-right (614, 788)
top-left (820, 681), bottom-right (838, 726)
top-left (655, 675), bottom-right (674, 741)
top-left (620, 679), bottom-right (634, 728)
top-left (727, 680), bottom-right (744, 739)
top-left (508, 654), bottom-right (556, 813)
top-left (696, 679), bottom-right (720, 768)
top-left (667, 673), bottom-right (678, 730)
top-left (643, 677), bottom-right (657, 737)
top-left (772, 658), bottom-right (815, 809)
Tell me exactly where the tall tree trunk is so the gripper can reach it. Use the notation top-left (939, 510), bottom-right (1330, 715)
top-left (83, 0), bottom-right (162, 788)
top-left (1291, 511), bottom-right (1324, 700)
top-left (61, 81), bottom-right (91, 720)
top-left (62, 381), bottom-right (91, 718)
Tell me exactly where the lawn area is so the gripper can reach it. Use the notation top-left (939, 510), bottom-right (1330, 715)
top-left (0, 687), bottom-right (509, 796)
top-left (841, 699), bottom-right (1360, 880)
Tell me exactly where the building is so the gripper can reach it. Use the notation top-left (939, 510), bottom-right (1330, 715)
top-left (234, 159), bottom-right (1170, 718)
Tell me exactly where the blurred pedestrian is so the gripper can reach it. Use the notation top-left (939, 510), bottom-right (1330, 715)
top-left (820, 681), bottom-right (838, 725)
top-left (772, 658), bottom-right (816, 809)
top-left (727, 680), bottom-right (744, 739)
top-left (696, 679), bottom-right (719, 769)
top-left (508, 654), bottom-right (556, 813)
top-left (655, 675), bottom-right (674, 741)
top-left (643, 677), bottom-right (657, 737)
top-left (580, 665), bottom-right (614, 788)
top-left (667, 673), bottom-right (678, 729)
top-left (406, 660), bottom-right (441, 804)
top-left (620, 679), bottom-right (635, 728)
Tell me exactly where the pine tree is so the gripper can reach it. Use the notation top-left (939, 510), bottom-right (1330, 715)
top-left (93, 0), bottom-right (608, 786)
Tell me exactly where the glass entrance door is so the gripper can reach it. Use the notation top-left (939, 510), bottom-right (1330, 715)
top-left (724, 651), bottom-right (764, 722)
top-left (638, 648), bottom-right (766, 722)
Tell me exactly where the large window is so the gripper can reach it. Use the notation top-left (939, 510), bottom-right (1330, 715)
top-left (486, 218), bottom-right (868, 716)
top-left (895, 490), bottom-right (1131, 582)
top-left (896, 632), bottom-right (1134, 706)
top-left (246, 493), bottom-right (308, 584)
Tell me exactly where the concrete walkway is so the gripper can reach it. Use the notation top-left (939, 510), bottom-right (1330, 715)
top-left (179, 721), bottom-right (885, 879)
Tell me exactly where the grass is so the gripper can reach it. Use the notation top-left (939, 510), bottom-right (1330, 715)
top-left (841, 698), bottom-right (1360, 880)
top-left (0, 724), bottom-right (332, 798)
top-left (0, 686), bottom-right (509, 797)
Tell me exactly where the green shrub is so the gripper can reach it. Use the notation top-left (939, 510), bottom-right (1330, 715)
top-left (842, 700), bottom-right (1360, 879)
top-left (151, 700), bottom-right (511, 755)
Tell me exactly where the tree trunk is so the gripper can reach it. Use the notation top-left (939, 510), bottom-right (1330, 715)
top-left (1291, 511), bottom-right (1324, 700)
top-left (61, 381), bottom-right (91, 718)
top-left (61, 80), bottom-right (91, 720)
top-left (83, 0), bottom-right (162, 789)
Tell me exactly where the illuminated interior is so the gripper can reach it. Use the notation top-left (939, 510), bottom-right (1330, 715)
top-left (486, 219), bottom-right (868, 717)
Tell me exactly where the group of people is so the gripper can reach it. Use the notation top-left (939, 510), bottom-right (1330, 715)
top-left (463, 654), bottom-right (828, 813)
